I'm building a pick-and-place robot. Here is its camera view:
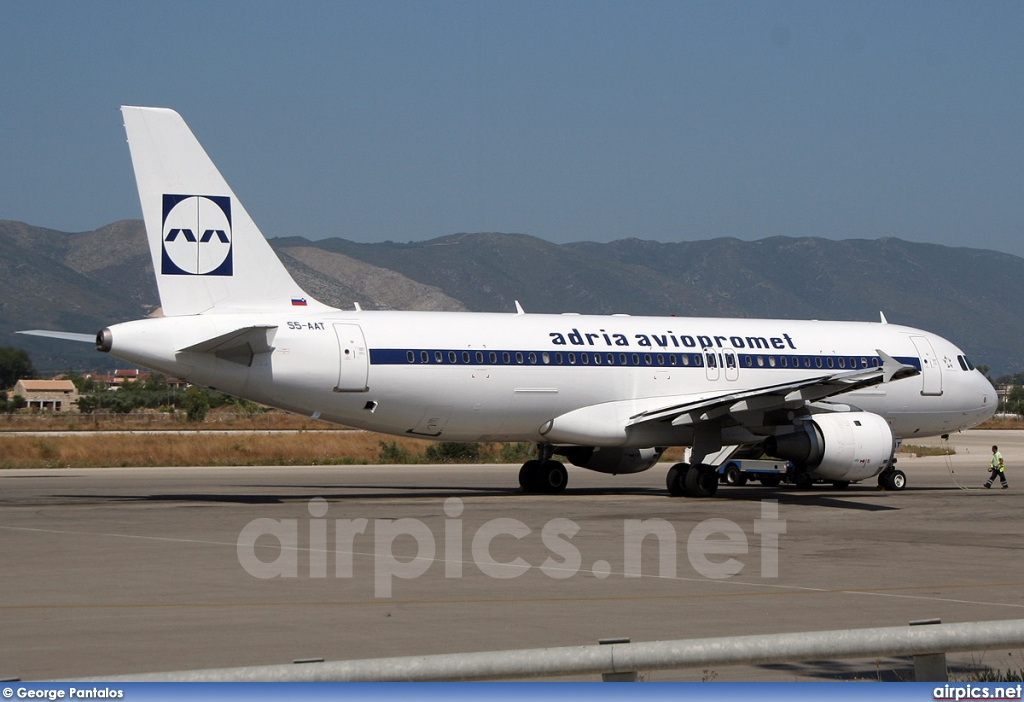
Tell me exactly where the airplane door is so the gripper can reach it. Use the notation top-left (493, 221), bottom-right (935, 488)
top-left (723, 349), bottom-right (739, 382)
top-left (704, 348), bottom-right (720, 381)
top-left (910, 335), bottom-right (942, 396)
top-left (333, 323), bottom-right (369, 392)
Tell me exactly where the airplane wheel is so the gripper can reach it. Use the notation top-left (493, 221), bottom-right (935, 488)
top-left (519, 460), bottom-right (541, 492)
top-left (793, 472), bottom-right (814, 490)
top-left (759, 475), bottom-right (782, 487)
top-left (538, 460), bottom-right (568, 494)
top-left (685, 464), bottom-right (718, 498)
top-left (666, 463), bottom-right (688, 496)
top-left (832, 480), bottom-right (850, 490)
top-left (883, 469), bottom-right (907, 491)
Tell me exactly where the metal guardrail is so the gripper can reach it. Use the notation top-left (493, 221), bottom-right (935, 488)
top-left (74, 618), bottom-right (1024, 682)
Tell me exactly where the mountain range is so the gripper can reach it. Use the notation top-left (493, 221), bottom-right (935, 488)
top-left (2, 219), bottom-right (1021, 376)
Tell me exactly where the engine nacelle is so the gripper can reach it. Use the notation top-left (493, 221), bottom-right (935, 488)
top-left (764, 411), bottom-right (894, 482)
top-left (558, 446), bottom-right (664, 475)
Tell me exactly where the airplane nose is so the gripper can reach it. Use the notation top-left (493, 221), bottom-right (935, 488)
top-left (973, 372), bottom-right (997, 423)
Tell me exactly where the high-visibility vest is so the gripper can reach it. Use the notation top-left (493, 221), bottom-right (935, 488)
top-left (991, 452), bottom-right (1005, 472)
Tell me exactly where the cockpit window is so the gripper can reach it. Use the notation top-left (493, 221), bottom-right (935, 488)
top-left (958, 355), bottom-right (969, 371)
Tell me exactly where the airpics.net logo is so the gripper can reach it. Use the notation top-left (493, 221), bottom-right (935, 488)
top-left (236, 498), bottom-right (786, 597)
top-left (161, 194), bottom-right (233, 276)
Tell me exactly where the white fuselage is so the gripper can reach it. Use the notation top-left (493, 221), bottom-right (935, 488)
top-left (104, 309), bottom-right (995, 446)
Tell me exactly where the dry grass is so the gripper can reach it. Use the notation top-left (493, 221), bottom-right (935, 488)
top-left (0, 409), bottom-right (1009, 470)
top-left (0, 431), bottom-right (438, 469)
top-left (0, 409), bottom-right (342, 433)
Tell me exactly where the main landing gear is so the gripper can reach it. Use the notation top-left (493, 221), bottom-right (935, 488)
top-left (519, 459), bottom-right (569, 494)
top-left (666, 463), bottom-right (719, 498)
top-left (878, 467), bottom-right (907, 491)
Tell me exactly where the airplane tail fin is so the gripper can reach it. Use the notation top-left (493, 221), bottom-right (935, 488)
top-left (121, 106), bottom-right (327, 316)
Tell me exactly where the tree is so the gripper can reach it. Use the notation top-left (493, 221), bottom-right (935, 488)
top-left (183, 387), bottom-right (210, 422)
top-left (1, 394), bottom-right (26, 416)
top-left (0, 347), bottom-right (35, 390)
top-left (1005, 386), bottom-right (1024, 416)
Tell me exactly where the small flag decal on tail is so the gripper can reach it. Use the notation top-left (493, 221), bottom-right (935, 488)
top-left (291, 298), bottom-right (308, 307)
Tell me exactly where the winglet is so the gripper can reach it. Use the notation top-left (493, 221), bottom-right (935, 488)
top-left (879, 311), bottom-right (889, 324)
top-left (514, 300), bottom-right (526, 315)
top-left (877, 349), bottom-right (918, 383)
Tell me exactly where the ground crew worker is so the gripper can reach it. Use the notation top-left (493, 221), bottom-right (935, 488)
top-left (984, 445), bottom-right (1009, 489)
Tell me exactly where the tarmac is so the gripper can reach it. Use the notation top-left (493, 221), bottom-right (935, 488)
top-left (1, 429), bottom-right (1022, 682)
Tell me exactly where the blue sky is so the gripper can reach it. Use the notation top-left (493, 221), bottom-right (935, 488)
top-left (3, 1), bottom-right (1023, 255)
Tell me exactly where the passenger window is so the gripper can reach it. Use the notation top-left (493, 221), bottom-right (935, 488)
top-left (407, 351), bottom-right (415, 363)
top-left (542, 352), bottom-right (550, 364)
top-left (528, 352), bottom-right (537, 364)
top-left (448, 352), bottom-right (457, 363)
top-left (489, 352), bottom-right (497, 363)
top-left (435, 351), bottom-right (443, 363)
top-left (515, 352), bottom-right (524, 364)
top-left (421, 351), bottom-right (429, 363)
top-left (462, 351), bottom-right (470, 363)
top-left (476, 351), bottom-right (484, 364)
top-left (502, 352), bottom-right (510, 364)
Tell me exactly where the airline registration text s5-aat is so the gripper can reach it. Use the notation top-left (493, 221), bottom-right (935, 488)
top-left (22, 107), bottom-right (997, 496)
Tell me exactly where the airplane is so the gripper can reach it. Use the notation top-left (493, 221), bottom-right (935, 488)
top-left (20, 106), bottom-right (997, 496)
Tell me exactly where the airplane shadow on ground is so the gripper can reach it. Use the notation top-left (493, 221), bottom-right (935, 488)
top-left (50, 483), bottom-right (905, 510)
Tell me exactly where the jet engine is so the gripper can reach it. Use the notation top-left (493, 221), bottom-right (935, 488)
top-left (764, 411), bottom-right (894, 482)
top-left (557, 446), bottom-right (664, 475)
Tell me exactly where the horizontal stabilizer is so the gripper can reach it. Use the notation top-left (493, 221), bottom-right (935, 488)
top-left (178, 325), bottom-right (277, 366)
top-left (17, 330), bottom-right (96, 344)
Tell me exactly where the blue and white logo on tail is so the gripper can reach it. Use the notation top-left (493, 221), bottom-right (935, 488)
top-left (161, 194), bottom-right (233, 276)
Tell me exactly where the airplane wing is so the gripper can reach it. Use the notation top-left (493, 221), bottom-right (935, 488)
top-left (543, 350), bottom-right (918, 446)
top-left (627, 349), bottom-right (917, 429)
